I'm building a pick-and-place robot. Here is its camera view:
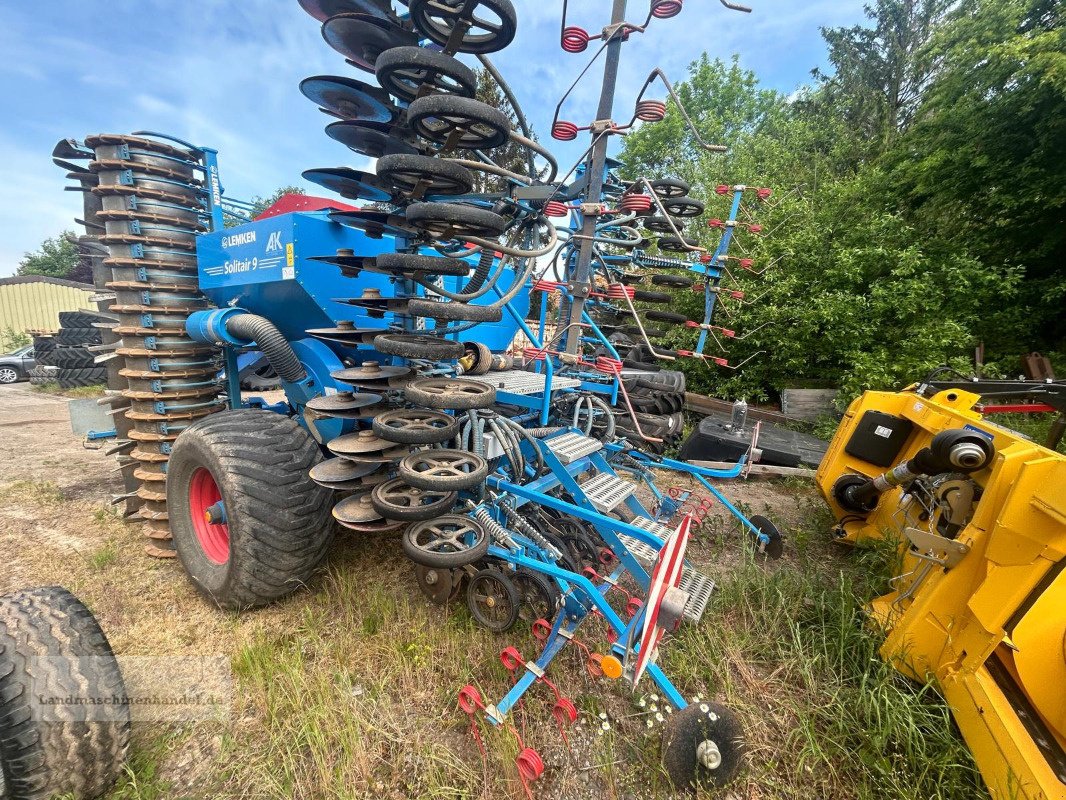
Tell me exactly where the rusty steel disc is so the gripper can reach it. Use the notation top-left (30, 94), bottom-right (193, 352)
top-left (309, 457), bottom-right (382, 489)
top-left (306, 390), bottom-right (383, 415)
top-left (326, 429), bottom-right (398, 456)
top-left (332, 491), bottom-right (382, 524)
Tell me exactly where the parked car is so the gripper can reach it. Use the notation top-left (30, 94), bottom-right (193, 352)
top-left (0, 345), bottom-right (35, 384)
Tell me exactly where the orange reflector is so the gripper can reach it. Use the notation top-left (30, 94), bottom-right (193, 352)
top-left (600, 655), bottom-right (623, 680)
top-left (204, 511), bottom-right (213, 524)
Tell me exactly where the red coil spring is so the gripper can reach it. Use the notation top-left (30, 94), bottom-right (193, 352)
top-left (756, 187), bottom-right (773, 200)
top-left (544, 200), bottom-right (569, 218)
top-left (748, 223), bottom-right (764, 233)
top-left (711, 356), bottom-right (729, 367)
top-left (651, 0), bottom-right (683, 18)
top-left (739, 257), bottom-right (754, 269)
top-left (594, 356), bottom-right (624, 375)
top-left (516, 747), bottom-right (545, 781)
top-left (500, 646), bottom-right (523, 672)
top-left (700, 253), bottom-right (714, 264)
top-left (605, 283), bottom-right (634, 299)
top-left (552, 120), bottom-right (579, 141)
top-left (635, 99), bottom-right (666, 122)
top-left (707, 218), bottom-right (726, 229)
top-left (532, 279), bottom-right (561, 293)
top-left (531, 618), bottom-right (553, 642)
top-left (523, 346), bottom-right (549, 362)
top-left (626, 596), bottom-right (644, 617)
top-left (715, 184), bottom-right (731, 195)
top-left (620, 193), bottom-right (652, 213)
top-left (561, 25), bottom-right (590, 52)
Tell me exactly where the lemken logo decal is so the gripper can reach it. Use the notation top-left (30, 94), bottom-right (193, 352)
top-left (266, 231), bottom-right (283, 252)
top-left (221, 231), bottom-right (256, 248)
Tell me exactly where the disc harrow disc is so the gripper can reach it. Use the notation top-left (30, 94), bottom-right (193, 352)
top-left (413, 564), bottom-right (462, 604)
top-left (331, 360), bottom-right (412, 382)
top-left (302, 167), bottom-right (393, 203)
top-left (300, 76), bottom-right (396, 122)
top-left (310, 457), bottom-right (382, 489)
top-left (305, 320), bottom-right (383, 344)
top-left (306, 391), bottom-right (384, 417)
top-left (325, 120), bottom-right (419, 158)
top-left (326, 429), bottom-right (399, 455)
top-left (329, 209), bottom-right (416, 240)
top-left (321, 13), bottom-right (417, 73)
top-left (298, 0), bottom-right (391, 23)
top-left (333, 491), bottom-right (383, 524)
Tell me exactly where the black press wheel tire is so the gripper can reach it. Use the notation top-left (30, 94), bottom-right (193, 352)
top-left (402, 514), bottom-right (490, 568)
top-left (658, 235), bottom-right (700, 253)
top-left (404, 377), bottom-right (496, 410)
top-left (408, 0), bottom-right (517, 54)
top-left (652, 273), bottom-right (695, 289)
top-left (466, 568), bottom-right (520, 632)
top-left (645, 309), bottom-right (689, 325)
top-left (633, 289), bottom-right (672, 304)
top-left (375, 45), bottom-right (477, 102)
top-left (407, 298), bottom-right (503, 323)
top-left (649, 177), bottom-right (690, 198)
top-left (0, 586), bottom-right (130, 800)
top-left (376, 153), bottom-right (474, 196)
top-left (662, 701), bottom-right (745, 789)
top-left (374, 251), bottom-right (474, 278)
top-left (643, 215), bottom-right (685, 234)
top-left (748, 514), bottom-right (785, 560)
top-left (662, 196), bottom-right (705, 218)
top-left (371, 477), bottom-right (459, 521)
top-left (405, 202), bottom-right (508, 239)
top-left (373, 333), bottom-right (465, 360)
top-left (372, 408), bottom-right (459, 445)
top-left (56, 367), bottom-right (106, 389)
top-left (398, 449), bottom-right (489, 491)
top-left (166, 409), bottom-right (334, 610)
top-left (511, 568), bottom-right (559, 623)
top-left (406, 94), bottom-right (511, 150)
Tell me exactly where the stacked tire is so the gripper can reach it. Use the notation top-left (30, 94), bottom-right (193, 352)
top-left (87, 133), bottom-right (222, 558)
top-left (615, 369), bottom-right (687, 454)
top-left (30, 312), bottom-right (109, 388)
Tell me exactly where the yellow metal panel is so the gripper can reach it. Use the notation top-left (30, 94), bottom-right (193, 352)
top-left (0, 282), bottom-right (95, 334)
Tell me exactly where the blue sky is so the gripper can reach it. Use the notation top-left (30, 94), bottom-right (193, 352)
top-left (0, 0), bottom-right (869, 275)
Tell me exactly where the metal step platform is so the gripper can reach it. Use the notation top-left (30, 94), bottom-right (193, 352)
top-left (544, 431), bottom-right (603, 464)
top-left (619, 527), bottom-right (716, 624)
top-left (578, 472), bottom-right (636, 512)
top-left (466, 369), bottom-right (582, 396)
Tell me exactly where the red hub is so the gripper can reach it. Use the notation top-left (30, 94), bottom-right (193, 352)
top-left (189, 468), bottom-right (230, 564)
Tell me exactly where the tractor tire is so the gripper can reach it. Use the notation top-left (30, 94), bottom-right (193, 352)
top-left (51, 346), bottom-right (95, 370)
top-left (0, 586), bottom-right (130, 800)
top-left (56, 368), bottom-right (106, 389)
top-left (239, 364), bottom-right (281, 392)
top-left (166, 409), bottom-right (334, 610)
top-left (54, 327), bottom-right (102, 346)
top-left (32, 336), bottom-right (55, 362)
top-left (27, 366), bottom-right (58, 386)
top-left (57, 311), bottom-right (114, 330)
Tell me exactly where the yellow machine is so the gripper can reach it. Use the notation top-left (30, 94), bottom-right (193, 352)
top-left (816, 386), bottom-right (1066, 800)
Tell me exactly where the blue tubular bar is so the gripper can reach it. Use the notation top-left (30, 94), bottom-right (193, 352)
top-left (606, 443), bottom-right (747, 479)
top-left (493, 283), bottom-right (554, 425)
top-left (694, 189), bottom-right (745, 355)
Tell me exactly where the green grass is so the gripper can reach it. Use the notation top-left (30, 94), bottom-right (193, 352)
top-left (32, 382), bottom-right (107, 398)
top-left (96, 493), bottom-right (987, 800)
top-left (0, 479), bottom-right (65, 505)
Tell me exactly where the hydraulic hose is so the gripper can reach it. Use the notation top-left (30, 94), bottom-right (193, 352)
top-left (225, 314), bottom-right (306, 382)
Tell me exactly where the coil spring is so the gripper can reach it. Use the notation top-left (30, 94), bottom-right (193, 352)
top-left (635, 253), bottom-right (689, 269)
top-left (707, 218), bottom-right (726, 229)
top-left (552, 120), bottom-right (579, 141)
top-left (501, 505), bottom-right (563, 561)
top-left (715, 184), bottom-right (731, 195)
top-left (544, 200), bottom-right (569, 217)
top-left (605, 283), bottom-right (634, 299)
top-left (620, 193), bottom-right (652, 213)
top-left (561, 25), bottom-right (590, 52)
top-left (634, 99), bottom-right (667, 122)
top-left (748, 223), bottom-right (764, 233)
top-left (472, 507), bottom-right (518, 550)
top-left (523, 346), bottom-right (548, 362)
top-left (757, 187), bottom-right (773, 200)
top-left (651, 0), bottom-right (683, 18)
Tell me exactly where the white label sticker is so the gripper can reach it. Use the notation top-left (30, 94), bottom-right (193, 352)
top-left (324, 387), bottom-right (338, 396)
top-left (282, 266), bottom-right (295, 280)
top-left (874, 425), bottom-right (893, 438)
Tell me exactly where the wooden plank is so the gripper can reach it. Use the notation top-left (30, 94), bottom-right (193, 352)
top-left (688, 460), bottom-right (817, 478)
top-left (683, 392), bottom-right (812, 428)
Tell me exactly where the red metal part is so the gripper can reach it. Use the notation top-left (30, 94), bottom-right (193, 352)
top-left (561, 25), bottom-right (590, 52)
top-left (651, 0), bottom-right (683, 19)
top-left (756, 187), bottom-right (773, 200)
top-left (748, 223), bottom-right (764, 233)
top-left (635, 99), bottom-right (667, 122)
top-left (707, 218), bottom-right (726, 229)
top-left (189, 467), bottom-right (229, 564)
top-left (544, 200), bottom-right (569, 217)
top-left (979, 403), bottom-right (1057, 414)
top-left (620, 192), bottom-right (653, 213)
top-left (551, 120), bottom-right (580, 141)
top-left (715, 184), bottom-right (731, 195)
top-left (253, 193), bottom-right (358, 220)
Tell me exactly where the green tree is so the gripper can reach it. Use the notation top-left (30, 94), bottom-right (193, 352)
top-left (472, 67), bottom-right (536, 192)
top-left (17, 232), bottom-right (80, 280)
top-left (812, 0), bottom-right (951, 150)
top-left (248, 185), bottom-right (306, 218)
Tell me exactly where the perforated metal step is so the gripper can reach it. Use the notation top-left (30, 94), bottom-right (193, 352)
top-left (618, 528), bottom-right (715, 624)
top-left (465, 370), bottom-right (582, 396)
top-left (578, 473), bottom-right (635, 512)
top-left (544, 431), bottom-right (603, 465)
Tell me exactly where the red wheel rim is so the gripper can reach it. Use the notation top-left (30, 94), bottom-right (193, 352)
top-left (189, 467), bottom-right (229, 564)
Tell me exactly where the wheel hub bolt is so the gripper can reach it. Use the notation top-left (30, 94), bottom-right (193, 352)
top-left (204, 501), bottom-right (226, 525)
top-left (696, 739), bottom-right (721, 770)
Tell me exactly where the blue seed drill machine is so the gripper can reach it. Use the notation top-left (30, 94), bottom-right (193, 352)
top-left (55, 0), bottom-right (782, 791)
